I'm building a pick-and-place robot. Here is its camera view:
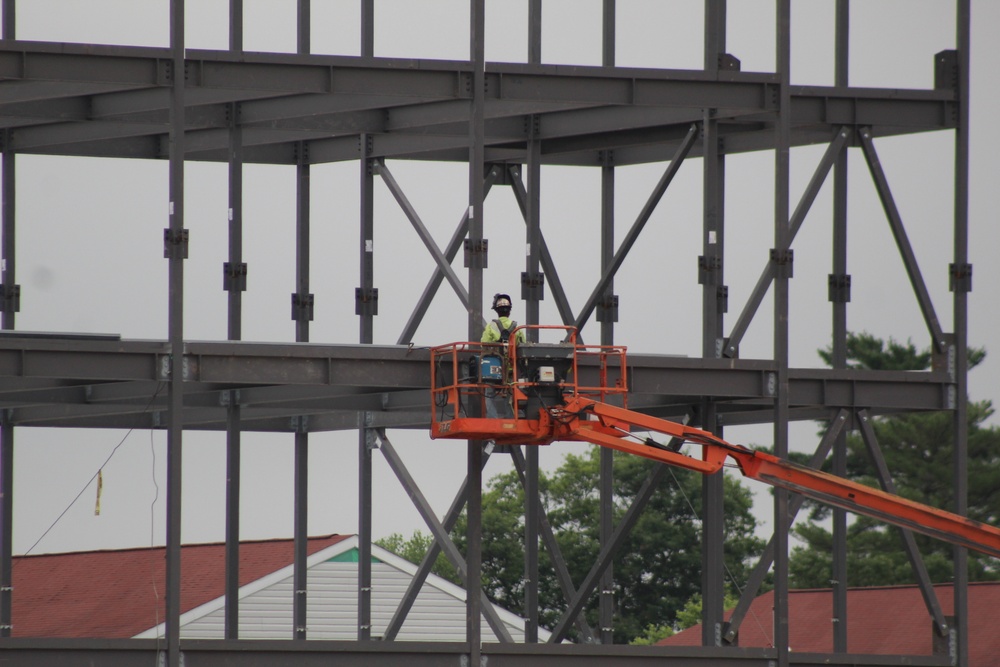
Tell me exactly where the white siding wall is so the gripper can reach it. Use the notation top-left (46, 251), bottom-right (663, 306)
top-left (180, 560), bottom-right (528, 642)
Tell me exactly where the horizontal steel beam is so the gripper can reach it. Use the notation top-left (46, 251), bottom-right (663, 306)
top-left (0, 338), bottom-right (953, 431)
top-left (0, 42), bottom-right (955, 166)
top-left (0, 638), bottom-right (952, 667)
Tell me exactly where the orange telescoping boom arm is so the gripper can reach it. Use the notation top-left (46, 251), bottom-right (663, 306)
top-left (554, 396), bottom-right (1000, 560)
top-left (429, 330), bottom-right (1000, 560)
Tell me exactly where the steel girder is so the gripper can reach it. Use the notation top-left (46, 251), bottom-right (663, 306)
top-left (0, 337), bottom-right (953, 431)
top-left (0, 638), bottom-right (953, 667)
top-left (0, 42), bottom-right (956, 166)
top-left (0, 2), bottom-right (974, 665)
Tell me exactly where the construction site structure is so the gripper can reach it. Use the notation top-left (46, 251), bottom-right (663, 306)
top-left (0, 2), bottom-right (983, 667)
top-left (432, 327), bottom-right (1000, 561)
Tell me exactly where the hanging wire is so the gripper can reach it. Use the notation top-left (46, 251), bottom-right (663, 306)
top-left (663, 460), bottom-right (773, 648)
top-left (17, 382), bottom-right (165, 560)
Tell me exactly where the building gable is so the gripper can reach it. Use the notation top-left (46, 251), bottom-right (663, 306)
top-left (137, 536), bottom-right (540, 642)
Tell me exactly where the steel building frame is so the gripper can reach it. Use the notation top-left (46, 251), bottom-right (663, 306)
top-left (0, 1), bottom-right (974, 666)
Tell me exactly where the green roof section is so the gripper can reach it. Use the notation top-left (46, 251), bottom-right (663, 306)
top-left (327, 547), bottom-right (381, 564)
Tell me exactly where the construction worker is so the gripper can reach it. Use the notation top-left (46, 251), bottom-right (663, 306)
top-left (481, 293), bottom-right (526, 346)
top-left (481, 293), bottom-right (525, 418)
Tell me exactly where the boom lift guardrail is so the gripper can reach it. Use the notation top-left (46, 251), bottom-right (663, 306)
top-left (430, 325), bottom-right (1000, 560)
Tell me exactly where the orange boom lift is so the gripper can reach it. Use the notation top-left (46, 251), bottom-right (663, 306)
top-left (430, 325), bottom-right (1000, 559)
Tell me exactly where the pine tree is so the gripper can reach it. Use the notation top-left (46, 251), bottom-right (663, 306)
top-left (789, 333), bottom-right (1000, 587)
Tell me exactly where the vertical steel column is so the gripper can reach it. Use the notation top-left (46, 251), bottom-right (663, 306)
top-left (223, 382), bottom-right (242, 642)
top-left (291, 169), bottom-right (309, 641)
top-left (228, 0), bottom-right (242, 57)
top-left (0, 413), bottom-right (9, 641)
top-left (572, 125), bottom-right (697, 335)
top-left (830, 0), bottom-right (850, 654)
top-left (292, 2), bottom-right (311, 641)
top-left (357, 415), bottom-right (373, 641)
top-left (0, 0), bottom-right (15, 629)
top-left (361, 0), bottom-right (373, 58)
top-left (700, 0), bottom-right (726, 646)
top-left (525, 1), bottom-right (542, 335)
top-left (1, 1), bottom-right (11, 40)
top-left (357, 0), bottom-right (375, 642)
top-left (356, 428), bottom-right (373, 637)
top-left (357, 0), bottom-right (375, 346)
top-left (1, 0), bottom-right (18, 644)
top-left (522, 0), bottom-right (542, 644)
top-left (223, 0), bottom-right (244, 641)
top-left (0, 135), bottom-right (13, 641)
top-left (165, 1), bottom-right (186, 665)
top-left (951, 2), bottom-right (971, 665)
top-left (598, 0), bottom-right (616, 646)
top-left (467, 0), bottom-right (486, 657)
top-left (772, 2), bottom-right (792, 666)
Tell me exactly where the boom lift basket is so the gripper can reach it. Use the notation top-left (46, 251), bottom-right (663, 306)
top-left (430, 325), bottom-right (628, 445)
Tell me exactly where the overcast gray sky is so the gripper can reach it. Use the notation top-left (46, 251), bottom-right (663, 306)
top-left (4, 0), bottom-right (998, 556)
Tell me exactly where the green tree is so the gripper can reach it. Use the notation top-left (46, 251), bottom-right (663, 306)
top-left (375, 531), bottom-right (461, 586)
top-left (789, 333), bottom-right (1000, 588)
top-left (378, 447), bottom-right (763, 644)
top-left (452, 446), bottom-right (764, 644)
top-left (629, 623), bottom-right (674, 645)
top-left (673, 591), bottom-right (741, 631)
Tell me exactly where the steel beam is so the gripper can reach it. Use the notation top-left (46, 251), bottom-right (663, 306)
top-left (598, 1), bottom-right (616, 641)
top-left (0, 638), bottom-right (956, 667)
top-left (830, 2), bottom-right (850, 652)
top-left (377, 432), bottom-right (512, 643)
top-left (574, 124), bottom-right (697, 335)
top-left (468, 0), bottom-right (487, 656)
top-left (0, 4), bottom-right (975, 665)
top-left (358, 63), bottom-right (376, 634)
top-left (0, 42), bottom-right (957, 167)
top-left (548, 460), bottom-right (675, 644)
top-left (510, 447), bottom-right (596, 642)
top-left (723, 410), bottom-right (848, 644)
top-left (165, 3), bottom-right (186, 667)
top-left (376, 159), bottom-right (475, 318)
top-left (223, 1), bottom-right (245, 635)
top-left (382, 445), bottom-right (491, 642)
top-left (0, 122), bottom-right (14, 642)
top-left (858, 129), bottom-right (947, 352)
top-left (952, 4), bottom-right (972, 666)
top-left (396, 169), bottom-right (498, 345)
top-left (523, 13), bottom-right (543, 633)
top-left (773, 3), bottom-right (792, 666)
top-left (291, 6), bottom-right (312, 641)
top-left (856, 410), bottom-right (948, 636)
top-left (724, 127), bottom-right (849, 358)
top-left (507, 166), bottom-right (576, 330)
top-left (700, 3), bottom-right (727, 643)
top-left (0, 339), bottom-right (957, 430)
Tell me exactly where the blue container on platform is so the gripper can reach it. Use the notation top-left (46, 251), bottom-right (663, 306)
top-left (480, 354), bottom-right (504, 383)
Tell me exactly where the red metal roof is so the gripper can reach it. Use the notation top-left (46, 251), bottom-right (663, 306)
top-left (11, 534), bottom-right (350, 638)
top-left (660, 583), bottom-right (1000, 664)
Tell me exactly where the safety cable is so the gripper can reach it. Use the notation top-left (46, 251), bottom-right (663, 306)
top-left (614, 424), bottom-right (771, 644)
top-left (546, 409), bottom-right (770, 644)
top-left (576, 422), bottom-right (772, 644)
top-left (572, 417), bottom-right (772, 642)
top-left (662, 461), bottom-right (773, 648)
